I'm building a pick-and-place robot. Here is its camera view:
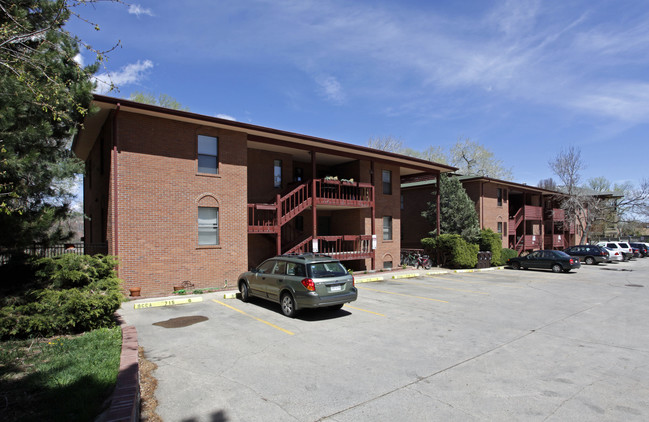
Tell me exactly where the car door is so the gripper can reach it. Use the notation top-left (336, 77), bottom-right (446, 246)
top-left (525, 251), bottom-right (543, 269)
top-left (266, 260), bottom-right (287, 302)
top-left (249, 260), bottom-right (276, 297)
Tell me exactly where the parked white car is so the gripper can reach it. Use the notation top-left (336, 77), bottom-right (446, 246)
top-left (597, 241), bottom-right (632, 261)
top-left (603, 247), bottom-right (624, 262)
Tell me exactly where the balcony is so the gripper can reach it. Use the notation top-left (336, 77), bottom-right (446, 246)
top-left (285, 235), bottom-right (374, 261)
top-left (248, 179), bottom-right (375, 233)
top-left (315, 179), bottom-right (374, 208)
top-left (511, 234), bottom-right (543, 253)
top-left (545, 208), bottom-right (565, 222)
top-left (509, 205), bottom-right (544, 235)
top-left (544, 234), bottom-right (566, 249)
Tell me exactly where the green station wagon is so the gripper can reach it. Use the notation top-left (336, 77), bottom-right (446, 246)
top-left (238, 254), bottom-right (358, 317)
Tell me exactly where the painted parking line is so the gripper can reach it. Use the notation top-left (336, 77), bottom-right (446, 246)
top-left (211, 300), bottom-right (294, 335)
top-left (427, 274), bottom-right (524, 289)
top-left (344, 304), bottom-right (386, 316)
top-left (358, 286), bottom-right (448, 303)
top-left (392, 279), bottom-right (489, 295)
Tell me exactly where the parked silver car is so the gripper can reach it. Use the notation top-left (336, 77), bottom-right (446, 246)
top-left (238, 254), bottom-right (358, 317)
top-left (603, 247), bottom-right (624, 262)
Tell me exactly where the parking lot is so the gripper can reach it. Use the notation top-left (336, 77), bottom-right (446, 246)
top-left (120, 259), bottom-right (649, 421)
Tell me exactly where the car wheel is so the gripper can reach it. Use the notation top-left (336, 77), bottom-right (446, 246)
top-left (512, 262), bottom-right (521, 270)
top-left (280, 293), bottom-right (296, 317)
top-left (585, 257), bottom-right (595, 265)
top-left (552, 264), bottom-right (562, 273)
top-left (239, 281), bottom-right (250, 302)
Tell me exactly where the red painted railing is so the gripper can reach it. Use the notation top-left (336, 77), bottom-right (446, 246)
top-left (249, 179), bottom-right (375, 233)
top-left (285, 235), bottom-right (374, 261)
top-left (544, 234), bottom-right (565, 249)
top-left (248, 204), bottom-right (278, 233)
top-left (548, 208), bottom-right (565, 221)
top-left (315, 179), bottom-right (374, 207)
top-left (512, 234), bottom-right (543, 254)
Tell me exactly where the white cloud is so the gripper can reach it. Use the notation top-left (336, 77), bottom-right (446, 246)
top-left (316, 75), bottom-right (345, 104)
top-left (128, 4), bottom-right (154, 17)
top-left (216, 114), bottom-right (236, 121)
top-left (93, 60), bottom-right (154, 94)
top-left (73, 53), bottom-right (84, 66)
top-left (569, 82), bottom-right (649, 122)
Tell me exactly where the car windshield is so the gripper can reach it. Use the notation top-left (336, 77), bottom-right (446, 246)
top-left (308, 261), bottom-right (348, 278)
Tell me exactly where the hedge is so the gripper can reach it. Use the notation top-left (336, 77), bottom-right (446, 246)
top-left (422, 234), bottom-right (479, 269)
top-left (0, 254), bottom-right (124, 339)
top-left (478, 228), bottom-right (503, 265)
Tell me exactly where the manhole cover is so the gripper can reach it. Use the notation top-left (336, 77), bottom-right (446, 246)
top-left (153, 315), bottom-right (209, 328)
top-left (625, 284), bottom-right (644, 288)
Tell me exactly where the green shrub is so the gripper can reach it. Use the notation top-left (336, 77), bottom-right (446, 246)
top-left (478, 228), bottom-right (503, 265)
top-left (501, 248), bottom-right (519, 263)
top-left (422, 234), bottom-right (479, 269)
top-left (0, 254), bottom-right (124, 339)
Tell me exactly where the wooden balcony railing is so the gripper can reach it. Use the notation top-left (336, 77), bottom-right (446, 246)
top-left (544, 234), bottom-right (566, 249)
top-left (315, 179), bottom-right (374, 208)
top-left (512, 234), bottom-right (543, 253)
top-left (285, 235), bottom-right (374, 261)
top-left (249, 179), bottom-right (375, 233)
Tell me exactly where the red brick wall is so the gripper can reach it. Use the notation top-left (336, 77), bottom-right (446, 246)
top-left (400, 185), bottom-right (435, 249)
top-left (374, 164), bottom-right (401, 269)
top-left (109, 112), bottom-right (248, 296)
top-left (247, 149), bottom-right (294, 203)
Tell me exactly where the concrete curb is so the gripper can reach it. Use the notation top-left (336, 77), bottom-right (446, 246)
top-left (104, 324), bottom-right (140, 422)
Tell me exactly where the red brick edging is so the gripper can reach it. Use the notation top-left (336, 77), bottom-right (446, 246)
top-left (104, 325), bottom-right (140, 422)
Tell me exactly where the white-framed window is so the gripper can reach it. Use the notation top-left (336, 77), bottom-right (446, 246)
top-left (198, 207), bottom-right (219, 245)
top-left (198, 135), bottom-right (218, 174)
top-left (383, 216), bottom-right (393, 241)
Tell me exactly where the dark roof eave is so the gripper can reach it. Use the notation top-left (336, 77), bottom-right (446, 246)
top-left (87, 94), bottom-right (458, 173)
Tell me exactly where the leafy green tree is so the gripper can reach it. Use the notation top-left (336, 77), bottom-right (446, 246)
top-left (129, 91), bottom-right (190, 111)
top-left (422, 174), bottom-right (480, 241)
top-left (0, 1), bottom-right (98, 249)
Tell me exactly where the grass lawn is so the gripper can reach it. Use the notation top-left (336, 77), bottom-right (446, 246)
top-left (0, 326), bottom-right (122, 422)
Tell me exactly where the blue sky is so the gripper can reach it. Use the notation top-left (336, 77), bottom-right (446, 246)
top-left (67, 0), bottom-right (649, 187)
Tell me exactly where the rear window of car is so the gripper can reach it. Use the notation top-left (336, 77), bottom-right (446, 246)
top-left (619, 243), bottom-right (630, 248)
top-left (308, 261), bottom-right (348, 278)
top-left (606, 243), bottom-right (617, 248)
top-left (555, 251), bottom-right (571, 258)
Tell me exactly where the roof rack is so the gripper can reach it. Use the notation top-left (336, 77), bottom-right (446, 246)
top-left (280, 252), bottom-right (333, 259)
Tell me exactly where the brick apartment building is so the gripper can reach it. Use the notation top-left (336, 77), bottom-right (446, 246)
top-left (401, 175), bottom-right (580, 254)
top-left (72, 95), bottom-right (455, 296)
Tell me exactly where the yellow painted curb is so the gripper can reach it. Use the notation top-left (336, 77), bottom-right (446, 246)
top-left (223, 292), bottom-right (238, 299)
top-left (453, 269), bottom-right (475, 273)
top-left (392, 273), bottom-right (419, 279)
top-left (425, 271), bottom-right (448, 275)
top-left (356, 276), bottom-right (384, 283)
top-left (134, 297), bottom-right (203, 309)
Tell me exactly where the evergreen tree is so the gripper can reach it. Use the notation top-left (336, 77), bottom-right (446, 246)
top-left (0, 1), bottom-right (97, 249)
top-left (422, 174), bottom-right (480, 241)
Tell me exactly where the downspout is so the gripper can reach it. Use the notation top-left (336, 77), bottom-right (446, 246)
top-left (370, 161), bottom-right (375, 270)
top-left (435, 173), bottom-right (441, 237)
top-left (480, 182), bottom-right (484, 229)
top-left (112, 104), bottom-right (121, 265)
